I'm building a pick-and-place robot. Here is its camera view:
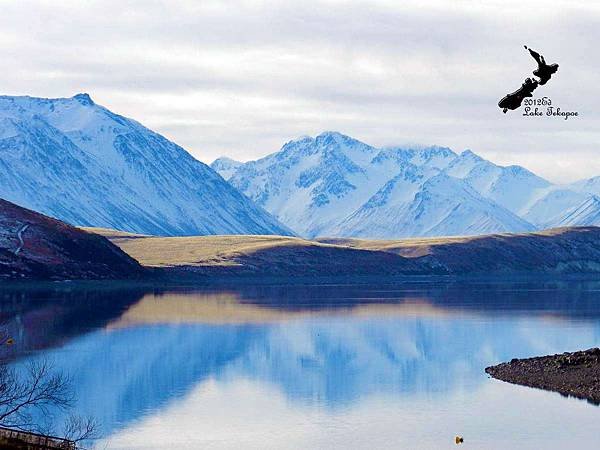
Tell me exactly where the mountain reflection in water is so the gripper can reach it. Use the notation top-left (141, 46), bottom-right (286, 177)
top-left (2, 281), bottom-right (600, 449)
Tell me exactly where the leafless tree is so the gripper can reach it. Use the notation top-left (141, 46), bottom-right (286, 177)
top-left (63, 415), bottom-right (99, 444)
top-left (0, 359), bottom-right (72, 431)
top-left (0, 346), bottom-right (98, 448)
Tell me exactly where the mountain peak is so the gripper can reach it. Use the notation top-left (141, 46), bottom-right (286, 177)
top-left (210, 157), bottom-right (243, 180)
top-left (313, 131), bottom-right (374, 155)
top-left (315, 131), bottom-right (358, 145)
top-left (316, 131), bottom-right (345, 139)
top-left (504, 165), bottom-right (536, 177)
top-left (460, 149), bottom-right (483, 160)
top-left (212, 156), bottom-right (240, 165)
top-left (289, 135), bottom-right (313, 144)
top-left (73, 93), bottom-right (94, 106)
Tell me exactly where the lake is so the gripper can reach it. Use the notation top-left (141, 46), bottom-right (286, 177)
top-left (1, 280), bottom-right (600, 449)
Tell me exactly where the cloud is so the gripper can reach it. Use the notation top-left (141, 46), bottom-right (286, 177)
top-left (0, 0), bottom-right (598, 182)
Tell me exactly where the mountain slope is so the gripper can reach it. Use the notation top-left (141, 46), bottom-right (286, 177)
top-left (0, 198), bottom-right (143, 280)
top-left (571, 176), bottom-right (600, 196)
top-left (521, 188), bottom-right (592, 227)
top-left (552, 196), bottom-right (600, 227)
top-left (331, 171), bottom-right (535, 238)
top-left (443, 150), bottom-right (551, 215)
top-left (0, 94), bottom-right (291, 236)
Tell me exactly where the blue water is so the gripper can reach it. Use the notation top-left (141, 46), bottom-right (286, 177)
top-left (2, 281), bottom-right (600, 449)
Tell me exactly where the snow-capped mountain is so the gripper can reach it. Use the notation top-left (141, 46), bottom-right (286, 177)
top-left (219, 133), bottom-right (385, 237)
top-left (0, 94), bottom-right (291, 236)
top-left (212, 131), bottom-right (600, 238)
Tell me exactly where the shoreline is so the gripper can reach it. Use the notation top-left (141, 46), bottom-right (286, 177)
top-left (486, 348), bottom-right (600, 405)
top-left (1, 272), bottom-right (600, 288)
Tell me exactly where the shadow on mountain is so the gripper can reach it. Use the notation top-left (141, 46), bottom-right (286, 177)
top-left (156, 243), bottom-right (433, 279)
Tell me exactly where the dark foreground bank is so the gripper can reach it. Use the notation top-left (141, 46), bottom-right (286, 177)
top-left (486, 348), bottom-right (600, 404)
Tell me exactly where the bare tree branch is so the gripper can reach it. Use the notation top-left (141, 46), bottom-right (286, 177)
top-left (63, 415), bottom-right (99, 444)
top-left (0, 329), bottom-right (99, 449)
top-left (0, 359), bottom-right (73, 432)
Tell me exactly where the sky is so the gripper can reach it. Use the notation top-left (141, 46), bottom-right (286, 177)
top-left (0, 0), bottom-right (599, 183)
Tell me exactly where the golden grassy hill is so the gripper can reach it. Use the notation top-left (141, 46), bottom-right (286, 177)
top-left (83, 226), bottom-right (600, 278)
top-left (81, 229), bottom-right (427, 277)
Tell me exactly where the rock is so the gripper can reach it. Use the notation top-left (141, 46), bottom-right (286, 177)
top-left (486, 348), bottom-right (600, 404)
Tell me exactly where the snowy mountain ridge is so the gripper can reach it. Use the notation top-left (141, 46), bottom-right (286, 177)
top-left (0, 94), bottom-right (292, 236)
top-left (212, 131), bottom-right (600, 238)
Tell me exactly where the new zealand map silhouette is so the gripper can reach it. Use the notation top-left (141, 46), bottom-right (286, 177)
top-left (498, 46), bottom-right (559, 113)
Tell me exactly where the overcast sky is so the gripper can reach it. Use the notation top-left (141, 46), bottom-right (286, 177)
top-left (1, 0), bottom-right (598, 182)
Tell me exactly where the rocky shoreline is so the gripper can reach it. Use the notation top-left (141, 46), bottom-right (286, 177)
top-left (486, 348), bottom-right (600, 405)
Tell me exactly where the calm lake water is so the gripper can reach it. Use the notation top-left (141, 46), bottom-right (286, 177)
top-left (1, 280), bottom-right (600, 449)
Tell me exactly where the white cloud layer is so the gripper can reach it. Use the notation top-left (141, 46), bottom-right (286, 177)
top-left (0, 0), bottom-right (598, 182)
